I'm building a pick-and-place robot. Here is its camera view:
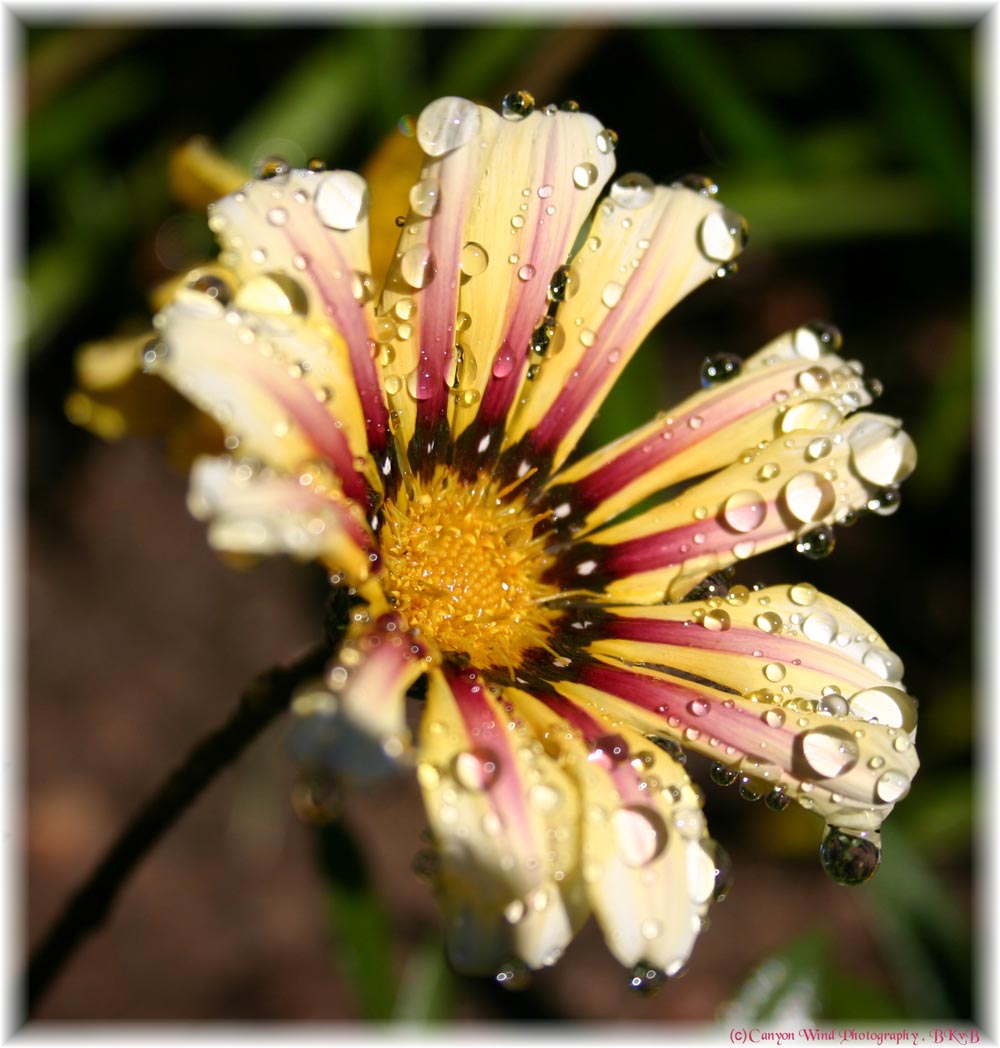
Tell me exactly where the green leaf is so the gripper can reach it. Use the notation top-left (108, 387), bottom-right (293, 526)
top-left (392, 939), bottom-right (455, 1022)
top-left (313, 820), bottom-right (396, 1020)
top-left (719, 931), bottom-right (826, 1024)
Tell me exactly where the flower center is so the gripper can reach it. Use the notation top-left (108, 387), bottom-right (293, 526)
top-left (379, 469), bottom-right (559, 672)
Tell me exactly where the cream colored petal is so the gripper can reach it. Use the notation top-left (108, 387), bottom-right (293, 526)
top-left (188, 455), bottom-right (376, 584)
top-left (208, 169), bottom-right (390, 456)
top-left (547, 411), bottom-right (915, 603)
top-left (154, 297), bottom-right (374, 503)
top-left (417, 668), bottom-right (586, 973)
top-left (516, 691), bottom-right (718, 975)
top-left (374, 97), bottom-right (615, 464)
top-left (502, 181), bottom-right (745, 472)
top-left (540, 325), bottom-right (873, 535)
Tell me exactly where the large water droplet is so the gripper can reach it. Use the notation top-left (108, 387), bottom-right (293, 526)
top-left (782, 471), bottom-right (836, 524)
top-left (589, 733), bottom-right (630, 769)
top-left (819, 826), bottom-right (880, 885)
top-left (780, 399), bottom-right (843, 434)
top-left (596, 128), bottom-right (619, 154)
top-left (799, 726), bottom-right (860, 778)
top-left (399, 244), bottom-right (436, 289)
top-left (802, 611), bottom-right (838, 644)
top-left (862, 646), bottom-right (905, 683)
top-left (875, 769), bottom-right (911, 803)
top-left (698, 208), bottom-right (749, 262)
top-left (722, 490), bottom-right (768, 533)
top-left (459, 241), bottom-right (489, 277)
top-left (710, 762), bottom-right (738, 787)
top-left (601, 281), bottom-right (624, 308)
top-left (628, 962), bottom-right (666, 997)
top-left (612, 806), bottom-right (668, 867)
top-left (501, 89), bottom-right (535, 120)
top-left (610, 172), bottom-right (655, 209)
top-left (700, 352), bottom-right (742, 387)
top-left (848, 417), bottom-right (917, 486)
top-left (793, 321), bottom-right (843, 360)
top-left (416, 97), bottom-right (481, 156)
top-left (572, 162), bottom-right (599, 189)
top-left (314, 171), bottom-right (371, 230)
top-left (548, 264), bottom-right (578, 302)
top-left (795, 525), bottom-right (836, 559)
top-left (848, 686), bottom-right (916, 731)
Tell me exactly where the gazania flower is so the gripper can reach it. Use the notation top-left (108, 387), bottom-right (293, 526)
top-left (142, 93), bottom-right (918, 984)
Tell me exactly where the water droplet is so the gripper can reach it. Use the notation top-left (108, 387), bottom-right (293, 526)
top-left (687, 699), bottom-right (710, 717)
top-left (806, 436), bottom-right (832, 462)
top-left (819, 827), bottom-right (880, 885)
top-left (254, 155), bottom-right (289, 180)
top-left (710, 762), bottom-right (738, 787)
top-left (700, 352), bottom-right (742, 387)
top-left (780, 398), bottom-right (843, 434)
top-left (799, 726), bottom-right (860, 778)
top-left (764, 786), bottom-right (790, 812)
top-left (458, 241), bottom-right (488, 278)
top-left (818, 693), bottom-right (849, 717)
top-left (501, 89), bottom-right (535, 120)
top-left (648, 735), bottom-right (686, 764)
top-left (755, 612), bottom-right (783, 634)
top-left (306, 157), bottom-right (327, 172)
top-left (601, 281), bottom-right (624, 308)
top-left (675, 173), bottom-right (718, 196)
top-left (793, 321), bottom-right (843, 360)
top-left (589, 733), bottom-right (630, 768)
top-left (795, 525), bottom-right (836, 559)
top-left (528, 782), bottom-right (562, 813)
top-left (495, 958), bottom-right (531, 990)
top-left (399, 244), bottom-right (436, 289)
top-left (764, 662), bottom-right (786, 683)
top-left (861, 646), bottom-right (905, 683)
top-left (848, 417), bottom-right (917, 486)
top-left (848, 686), bottom-right (916, 731)
top-left (612, 806), bottom-right (668, 867)
top-left (572, 162), bottom-right (599, 189)
top-left (610, 172), bottom-right (655, 209)
top-left (548, 264), bottom-right (578, 302)
top-left (314, 170), bottom-right (371, 230)
top-left (266, 207), bottom-right (288, 227)
top-left (187, 273), bottom-right (231, 305)
top-left (782, 471), bottom-right (836, 524)
top-left (673, 808), bottom-right (705, 840)
top-left (875, 770), bottom-right (911, 803)
top-left (517, 263), bottom-right (536, 282)
top-left (722, 490), bottom-right (767, 533)
top-left (451, 747), bottom-right (501, 791)
top-left (763, 708), bottom-right (785, 728)
top-left (789, 582), bottom-right (817, 606)
top-left (802, 611), bottom-right (838, 644)
top-left (409, 178), bottom-right (441, 218)
top-left (702, 609), bottom-right (731, 632)
top-left (704, 839), bottom-right (733, 900)
top-left (596, 128), bottom-right (619, 154)
top-left (697, 208), bottom-right (749, 262)
top-left (628, 962), bottom-right (666, 997)
top-left (417, 96), bottom-right (482, 156)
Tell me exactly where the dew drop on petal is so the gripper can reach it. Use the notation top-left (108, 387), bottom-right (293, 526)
top-left (819, 826), bottom-right (880, 885)
top-left (722, 490), bottom-right (767, 533)
top-left (802, 611), bottom-right (838, 644)
top-left (782, 471), bottom-right (836, 524)
top-left (793, 321), bottom-right (843, 360)
top-left (703, 839), bottom-right (733, 900)
top-left (409, 178), bottom-right (441, 218)
top-left (601, 281), bottom-right (624, 308)
top-left (700, 352), bottom-right (742, 387)
top-left (875, 770), bottom-right (911, 803)
top-left (799, 726), bottom-right (860, 778)
top-left (702, 609), bottom-right (731, 632)
top-left (596, 128), bottom-right (619, 154)
top-left (459, 241), bottom-right (489, 277)
top-left (452, 747), bottom-right (501, 791)
top-left (501, 89), bottom-right (535, 120)
top-left (697, 208), bottom-right (749, 262)
top-left (755, 612), bottom-right (783, 634)
top-left (848, 686), bottom-right (916, 731)
top-left (518, 264), bottom-right (536, 282)
top-left (781, 398), bottom-right (843, 434)
top-left (266, 207), bottom-right (288, 227)
top-left (314, 171), bottom-right (371, 230)
top-left (789, 582), bottom-right (817, 606)
top-left (710, 762), bottom-right (738, 787)
top-left (628, 962), bottom-right (667, 997)
top-left (848, 418), bottom-right (918, 486)
top-left (763, 708), bottom-right (786, 728)
top-left (417, 97), bottom-right (482, 157)
top-left (399, 244), bottom-right (436, 289)
top-left (495, 958), bottom-right (531, 990)
top-left (610, 172), bottom-right (655, 209)
top-left (589, 733), bottom-right (630, 769)
top-left (612, 806), bottom-right (668, 867)
top-left (862, 646), bottom-right (905, 683)
top-left (573, 162), bottom-right (599, 188)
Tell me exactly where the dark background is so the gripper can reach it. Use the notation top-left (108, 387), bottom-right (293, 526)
top-left (23, 20), bottom-right (976, 1024)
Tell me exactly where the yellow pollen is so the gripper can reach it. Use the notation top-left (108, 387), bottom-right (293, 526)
top-left (379, 469), bottom-right (559, 671)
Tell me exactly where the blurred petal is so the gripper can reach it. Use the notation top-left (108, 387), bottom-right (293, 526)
top-left (155, 298), bottom-right (371, 503)
top-left (518, 690), bottom-right (717, 975)
top-left (547, 411), bottom-right (916, 602)
top-left (539, 325), bottom-right (873, 534)
top-left (168, 136), bottom-right (247, 211)
top-left (417, 666), bottom-right (585, 973)
top-left (188, 455), bottom-right (376, 584)
top-left (208, 169), bottom-right (390, 456)
top-left (501, 181), bottom-right (746, 475)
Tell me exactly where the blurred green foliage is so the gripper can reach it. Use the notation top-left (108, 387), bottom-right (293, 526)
top-left (23, 19), bottom-right (976, 1025)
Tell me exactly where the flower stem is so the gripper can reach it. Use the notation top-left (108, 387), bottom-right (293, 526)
top-left (25, 641), bottom-right (330, 1015)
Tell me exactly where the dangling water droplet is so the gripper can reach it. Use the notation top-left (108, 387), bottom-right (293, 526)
top-left (764, 785), bottom-right (790, 812)
top-left (710, 762), bottom-right (738, 787)
top-left (409, 178), bottom-right (441, 218)
top-left (628, 962), bottom-right (666, 997)
top-left (501, 89), bottom-right (535, 120)
top-left (314, 170), bottom-right (371, 230)
top-left (782, 471), bottom-right (836, 524)
top-left (495, 958), bottom-right (531, 990)
top-left (799, 726), bottom-right (860, 778)
top-left (572, 162), bottom-right (599, 189)
top-left (795, 524), bottom-right (836, 559)
top-left (697, 208), bottom-right (749, 262)
top-left (611, 806), bottom-right (668, 867)
top-left (700, 352), bottom-right (742, 387)
top-left (399, 244), bottom-right (436, 288)
top-left (610, 172), bottom-right (655, 209)
top-left (416, 97), bottom-right (482, 156)
top-left (819, 826), bottom-right (881, 885)
top-left (793, 321), bottom-right (843, 360)
top-left (738, 777), bottom-right (763, 802)
top-left (722, 490), bottom-right (767, 533)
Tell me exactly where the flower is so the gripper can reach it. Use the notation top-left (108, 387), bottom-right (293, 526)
top-left (141, 93), bottom-right (918, 983)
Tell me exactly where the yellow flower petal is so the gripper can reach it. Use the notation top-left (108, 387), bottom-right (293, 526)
top-left (168, 136), bottom-right (247, 212)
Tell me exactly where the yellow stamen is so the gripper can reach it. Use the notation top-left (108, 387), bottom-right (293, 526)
top-left (379, 468), bottom-right (560, 672)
